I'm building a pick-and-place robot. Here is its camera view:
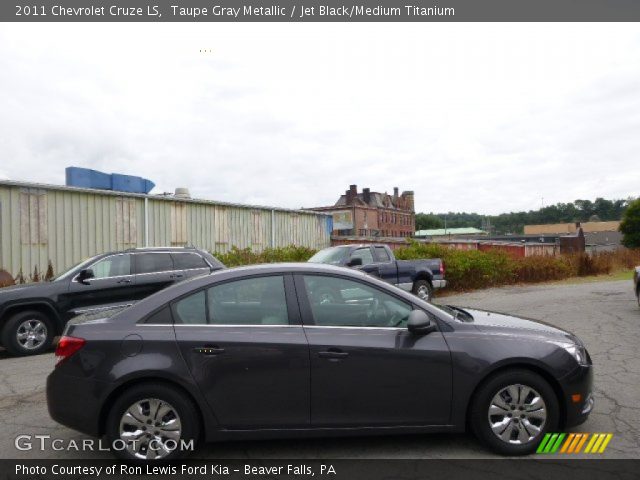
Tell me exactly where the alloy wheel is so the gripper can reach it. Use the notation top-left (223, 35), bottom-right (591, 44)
top-left (487, 384), bottom-right (547, 445)
top-left (16, 319), bottom-right (47, 350)
top-left (119, 398), bottom-right (182, 460)
top-left (416, 285), bottom-right (431, 301)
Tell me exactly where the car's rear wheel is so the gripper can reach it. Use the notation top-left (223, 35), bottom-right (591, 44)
top-left (106, 383), bottom-right (200, 460)
top-left (412, 280), bottom-right (433, 302)
top-left (1, 310), bottom-right (54, 356)
top-left (470, 369), bottom-right (559, 455)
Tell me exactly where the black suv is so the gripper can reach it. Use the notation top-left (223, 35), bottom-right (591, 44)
top-left (0, 247), bottom-right (224, 356)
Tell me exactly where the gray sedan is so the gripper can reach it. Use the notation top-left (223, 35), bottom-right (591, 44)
top-left (47, 263), bottom-right (594, 460)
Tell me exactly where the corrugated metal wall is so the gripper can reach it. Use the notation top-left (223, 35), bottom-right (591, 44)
top-left (0, 182), bottom-right (331, 278)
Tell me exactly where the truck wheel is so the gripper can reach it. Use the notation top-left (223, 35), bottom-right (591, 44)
top-left (412, 280), bottom-right (433, 302)
top-left (1, 310), bottom-right (54, 356)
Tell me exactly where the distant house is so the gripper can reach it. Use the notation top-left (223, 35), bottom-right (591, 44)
top-left (524, 221), bottom-right (622, 252)
top-left (310, 184), bottom-right (415, 238)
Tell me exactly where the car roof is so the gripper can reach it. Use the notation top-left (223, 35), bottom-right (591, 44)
top-left (124, 246), bottom-right (203, 253)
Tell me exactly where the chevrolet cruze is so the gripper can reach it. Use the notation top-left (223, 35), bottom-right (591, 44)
top-left (47, 263), bottom-right (593, 460)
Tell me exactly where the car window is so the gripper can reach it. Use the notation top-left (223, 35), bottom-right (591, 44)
top-left (173, 290), bottom-right (206, 325)
top-left (373, 246), bottom-right (391, 263)
top-left (351, 248), bottom-right (374, 265)
top-left (91, 254), bottom-right (131, 279)
top-left (136, 253), bottom-right (174, 274)
top-left (302, 275), bottom-right (412, 328)
top-left (143, 306), bottom-right (173, 324)
top-left (207, 276), bottom-right (289, 325)
top-left (172, 253), bottom-right (209, 270)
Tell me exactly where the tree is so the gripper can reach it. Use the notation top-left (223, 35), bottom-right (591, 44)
top-left (415, 213), bottom-right (444, 230)
top-left (619, 198), bottom-right (640, 248)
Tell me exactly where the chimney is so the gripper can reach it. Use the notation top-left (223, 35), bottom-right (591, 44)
top-left (363, 188), bottom-right (371, 204)
top-left (393, 187), bottom-right (399, 198)
top-left (346, 184), bottom-right (357, 205)
top-left (401, 190), bottom-right (415, 212)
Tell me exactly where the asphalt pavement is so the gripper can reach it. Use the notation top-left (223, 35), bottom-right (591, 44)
top-left (0, 279), bottom-right (637, 459)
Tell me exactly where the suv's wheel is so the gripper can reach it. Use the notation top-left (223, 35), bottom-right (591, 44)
top-left (1, 310), bottom-right (54, 356)
top-left (470, 369), bottom-right (559, 455)
top-left (412, 280), bottom-right (433, 302)
top-left (106, 383), bottom-right (200, 461)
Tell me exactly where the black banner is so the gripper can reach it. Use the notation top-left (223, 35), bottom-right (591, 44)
top-left (3, 0), bottom-right (640, 22)
top-left (2, 459), bottom-right (640, 480)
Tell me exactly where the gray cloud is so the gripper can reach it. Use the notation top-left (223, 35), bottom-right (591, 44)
top-left (0, 23), bottom-right (638, 215)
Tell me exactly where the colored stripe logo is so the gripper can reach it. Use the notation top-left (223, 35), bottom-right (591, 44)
top-left (537, 433), bottom-right (613, 454)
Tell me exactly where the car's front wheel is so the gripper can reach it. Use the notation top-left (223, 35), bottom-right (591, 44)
top-left (106, 383), bottom-right (200, 460)
top-left (470, 369), bottom-right (559, 455)
top-left (1, 310), bottom-right (54, 356)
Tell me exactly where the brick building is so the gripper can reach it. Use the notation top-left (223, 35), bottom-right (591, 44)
top-left (310, 184), bottom-right (415, 238)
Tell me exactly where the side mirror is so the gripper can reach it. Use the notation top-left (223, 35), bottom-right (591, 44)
top-left (77, 268), bottom-right (95, 284)
top-left (407, 310), bottom-right (437, 335)
top-left (347, 257), bottom-right (363, 267)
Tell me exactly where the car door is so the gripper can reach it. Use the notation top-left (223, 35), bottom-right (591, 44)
top-left (371, 246), bottom-right (399, 285)
top-left (296, 273), bottom-right (452, 427)
top-left (171, 252), bottom-right (211, 279)
top-left (133, 252), bottom-right (182, 298)
top-left (173, 274), bottom-right (310, 429)
top-left (63, 253), bottom-right (135, 315)
top-left (349, 247), bottom-right (379, 276)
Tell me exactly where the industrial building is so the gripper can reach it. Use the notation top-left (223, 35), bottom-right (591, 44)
top-left (310, 184), bottom-right (415, 238)
top-left (0, 180), bottom-right (331, 279)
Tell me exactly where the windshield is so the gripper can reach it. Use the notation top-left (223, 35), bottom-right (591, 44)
top-left (53, 254), bottom-right (103, 281)
top-left (433, 304), bottom-right (474, 322)
top-left (308, 247), bottom-right (349, 265)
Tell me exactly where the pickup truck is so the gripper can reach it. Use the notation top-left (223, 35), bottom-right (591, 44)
top-left (308, 244), bottom-right (446, 301)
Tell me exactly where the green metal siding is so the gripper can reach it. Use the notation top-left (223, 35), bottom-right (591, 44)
top-left (0, 182), bottom-right (330, 278)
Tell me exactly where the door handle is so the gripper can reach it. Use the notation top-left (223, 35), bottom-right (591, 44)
top-left (170, 273), bottom-right (184, 279)
top-left (117, 278), bottom-right (132, 284)
top-left (194, 346), bottom-right (225, 355)
top-left (318, 349), bottom-right (349, 359)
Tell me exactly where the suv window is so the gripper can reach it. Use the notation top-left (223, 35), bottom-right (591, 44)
top-left (91, 254), bottom-right (131, 279)
top-left (373, 246), bottom-right (391, 263)
top-left (172, 252), bottom-right (209, 270)
top-left (207, 276), bottom-right (288, 325)
top-left (136, 253), bottom-right (174, 274)
top-left (302, 275), bottom-right (412, 328)
top-left (173, 290), bottom-right (206, 324)
top-left (350, 247), bottom-right (374, 265)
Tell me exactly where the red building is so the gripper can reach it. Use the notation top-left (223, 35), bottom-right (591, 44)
top-left (310, 184), bottom-right (415, 238)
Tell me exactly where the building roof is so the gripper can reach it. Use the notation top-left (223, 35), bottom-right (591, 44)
top-left (0, 179), bottom-right (329, 216)
top-left (335, 191), bottom-right (396, 209)
top-left (415, 227), bottom-right (487, 237)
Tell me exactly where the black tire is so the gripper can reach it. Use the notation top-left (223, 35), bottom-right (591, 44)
top-left (412, 280), bottom-right (433, 302)
top-left (106, 383), bottom-right (200, 461)
top-left (637, 288), bottom-right (640, 308)
top-left (469, 369), bottom-right (559, 456)
top-left (1, 310), bottom-right (54, 356)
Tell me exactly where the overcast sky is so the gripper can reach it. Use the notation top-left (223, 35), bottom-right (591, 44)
top-left (0, 23), bottom-right (638, 215)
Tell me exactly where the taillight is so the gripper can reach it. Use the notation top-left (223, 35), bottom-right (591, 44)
top-left (55, 336), bottom-right (86, 366)
top-left (440, 261), bottom-right (446, 276)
